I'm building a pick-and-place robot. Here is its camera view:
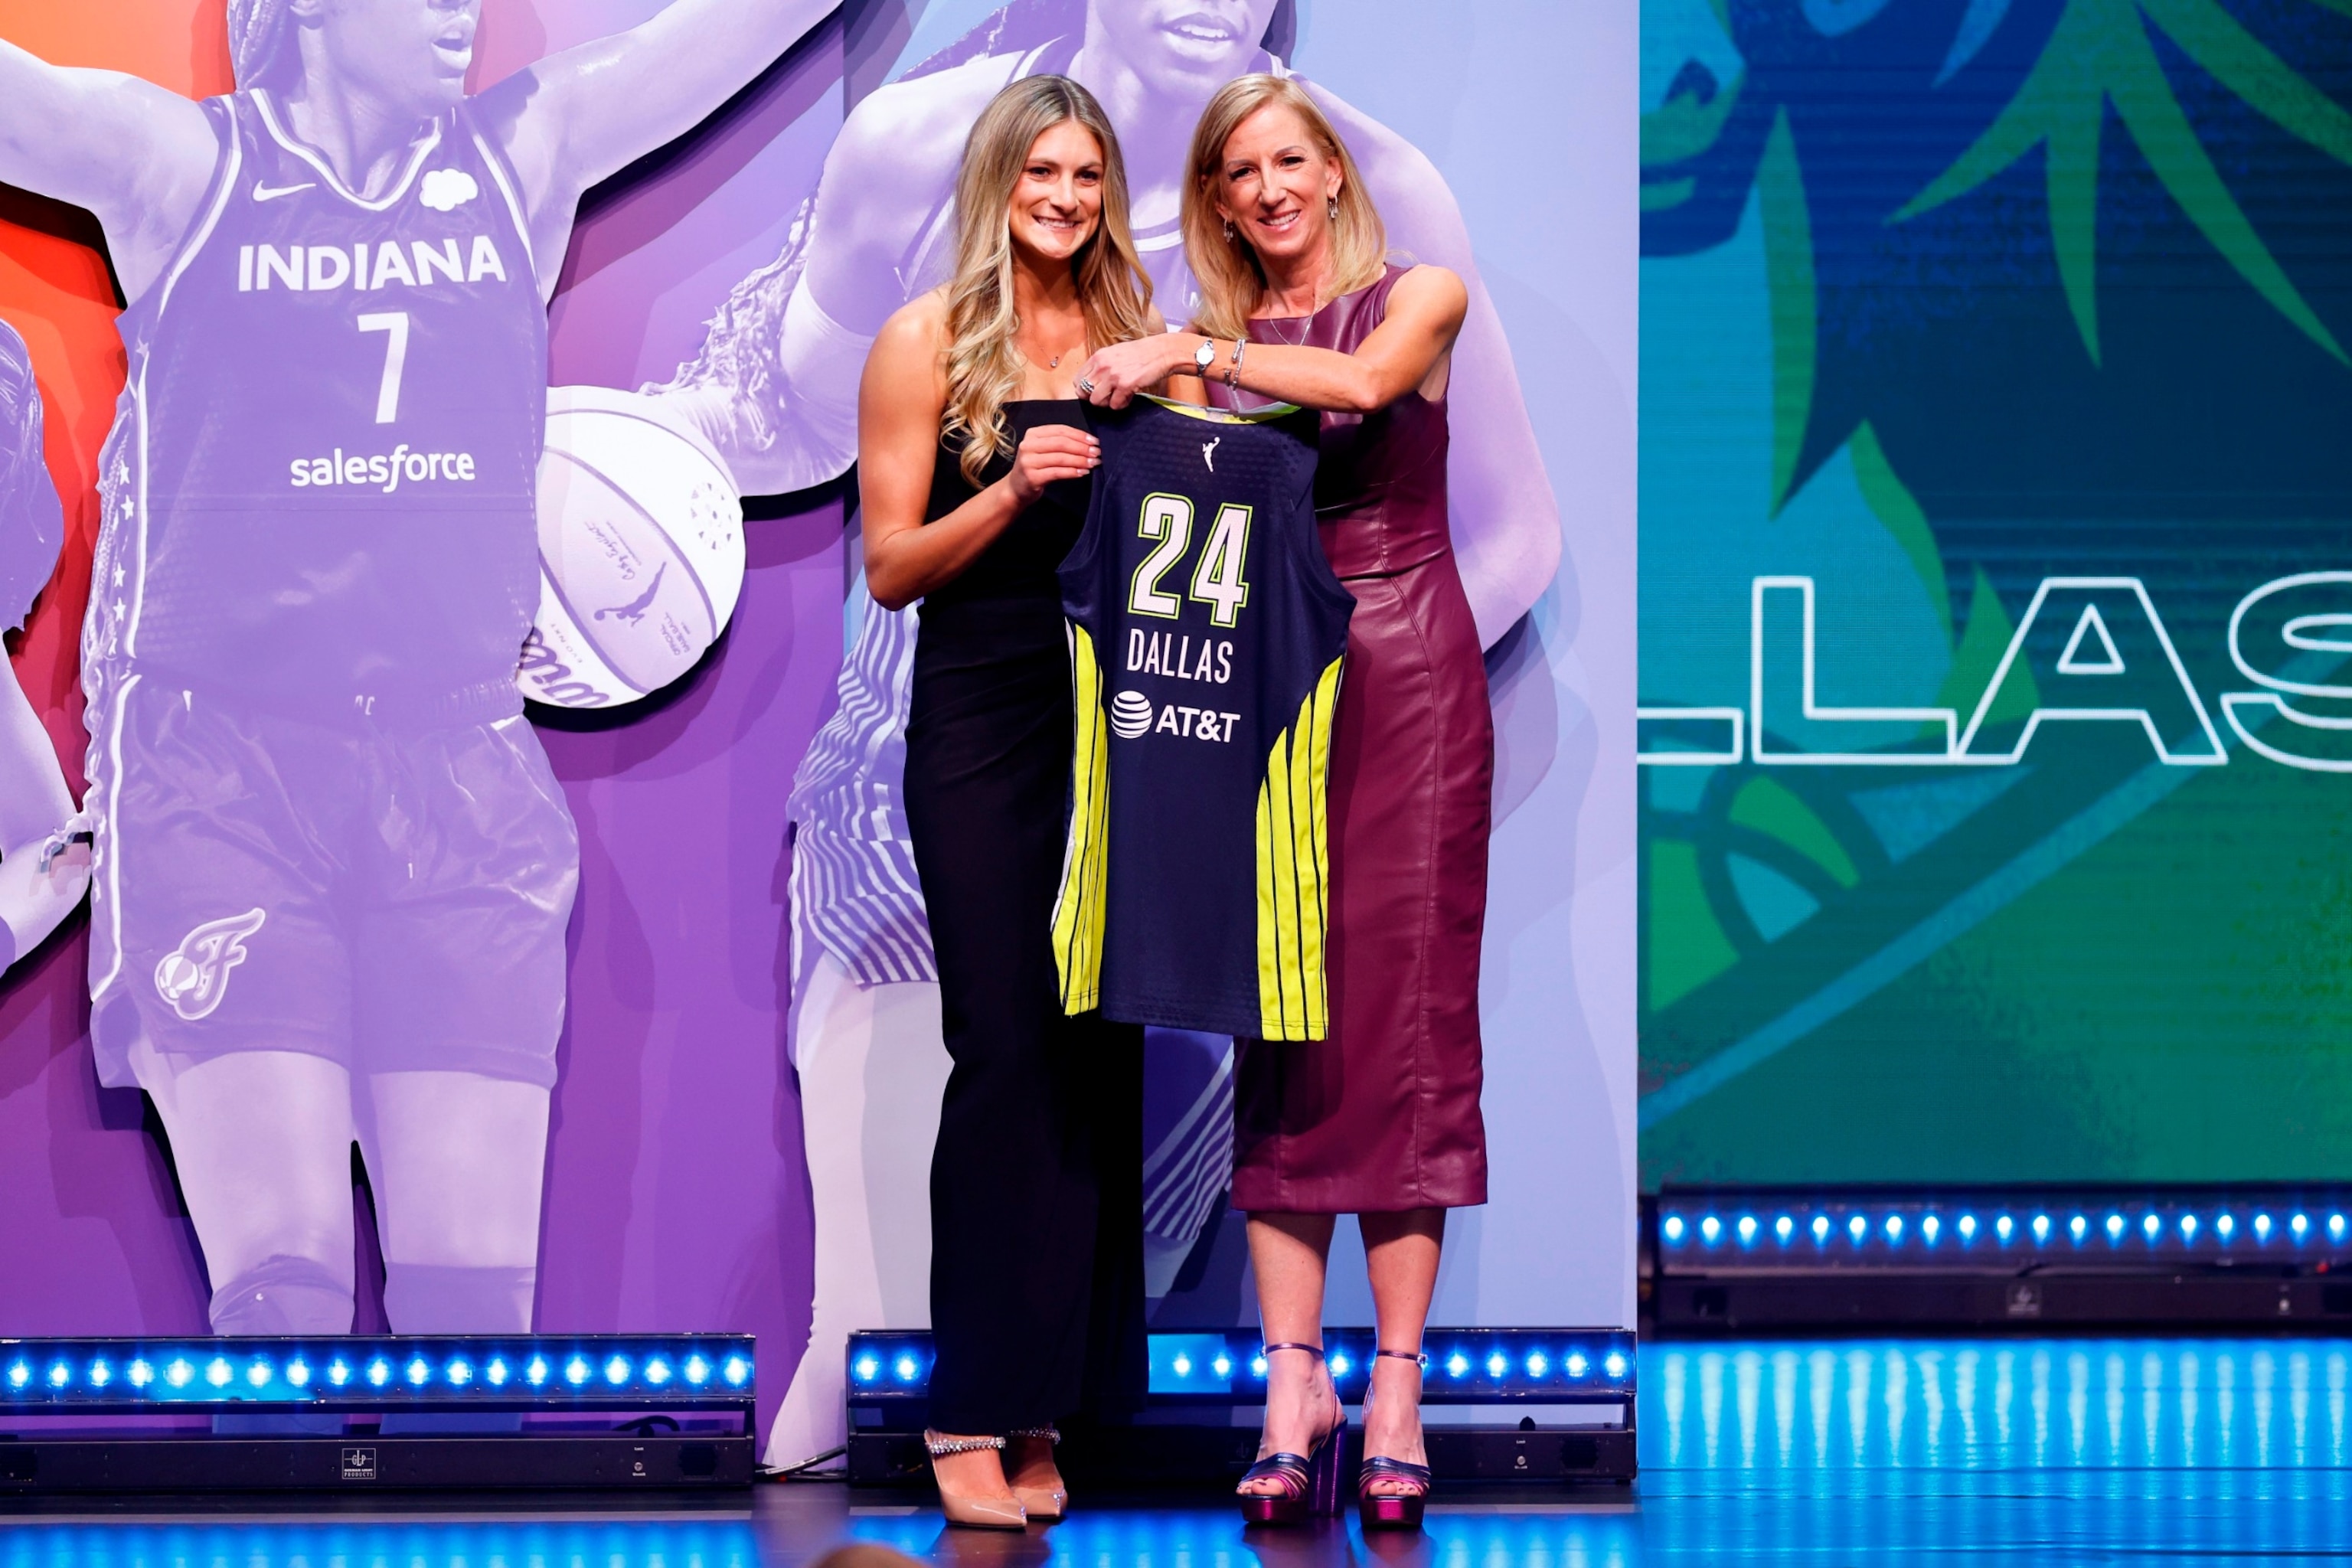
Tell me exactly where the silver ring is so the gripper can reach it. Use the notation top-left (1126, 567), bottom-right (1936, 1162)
top-left (1074, 377), bottom-right (1096, 397)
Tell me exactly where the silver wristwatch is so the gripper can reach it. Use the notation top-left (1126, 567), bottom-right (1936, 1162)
top-left (1194, 338), bottom-right (1219, 374)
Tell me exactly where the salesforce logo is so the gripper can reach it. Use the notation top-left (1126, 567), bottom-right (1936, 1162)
top-left (1109, 691), bottom-right (1153, 740)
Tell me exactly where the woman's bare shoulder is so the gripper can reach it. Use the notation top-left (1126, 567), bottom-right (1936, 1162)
top-left (873, 289), bottom-right (951, 358)
top-left (1387, 263), bottom-right (1469, 324)
top-left (865, 289), bottom-right (953, 413)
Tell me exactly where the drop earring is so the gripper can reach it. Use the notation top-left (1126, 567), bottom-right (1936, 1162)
top-left (1223, 218), bottom-right (1236, 243)
top-left (1327, 197), bottom-right (1338, 222)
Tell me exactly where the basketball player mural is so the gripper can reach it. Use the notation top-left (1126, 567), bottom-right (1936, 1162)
top-left (0, 319), bottom-right (90, 978)
top-left (645, 0), bottom-right (1565, 1464)
top-left (0, 0), bottom-right (830, 1339)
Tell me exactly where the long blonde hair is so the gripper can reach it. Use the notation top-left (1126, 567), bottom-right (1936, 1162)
top-left (944, 76), bottom-right (1154, 485)
top-left (1182, 76), bottom-right (1387, 341)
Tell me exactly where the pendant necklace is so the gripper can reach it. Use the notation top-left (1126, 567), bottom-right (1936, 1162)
top-left (1262, 291), bottom-right (1318, 344)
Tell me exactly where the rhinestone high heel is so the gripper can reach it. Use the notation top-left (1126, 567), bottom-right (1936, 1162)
top-left (1005, 1426), bottom-right (1067, 1521)
top-left (1236, 1343), bottom-right (1347, 1525)
top-left (1357, 1349), bottom-right (1432, 1530)
top-left (924, 1431), bottom-right (1026, 1529)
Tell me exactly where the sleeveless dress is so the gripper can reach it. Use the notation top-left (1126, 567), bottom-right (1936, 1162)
top-left (1224, 267), bottom-right (1494, 1214)
top-left (901, 400), bottom-right (1145, 1432)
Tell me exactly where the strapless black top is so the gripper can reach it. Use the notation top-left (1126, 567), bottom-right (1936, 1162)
top-left (920, 398), bottom-right (1093, 609)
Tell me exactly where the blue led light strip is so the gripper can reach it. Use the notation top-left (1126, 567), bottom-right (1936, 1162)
top-left (0, 1336), bottom-right (753, 1412)
top-left (1655, 1186), bottom-right (2352, 1272)
top-left (847, 1329), bottom-right (1636, 1406)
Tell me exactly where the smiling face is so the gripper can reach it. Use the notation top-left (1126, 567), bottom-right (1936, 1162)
top-left (1090, 0), bottom-right (1285, 98)
top-left (1211, 103), bottom-right (1341, 272)
top-left (296, 0), bottom-right (477, 114)
top-left (1006, 119), bottom-right (1107, 269)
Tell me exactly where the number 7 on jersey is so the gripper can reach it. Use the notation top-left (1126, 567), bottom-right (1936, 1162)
top-left (357, 312), bottom-right (410, 424)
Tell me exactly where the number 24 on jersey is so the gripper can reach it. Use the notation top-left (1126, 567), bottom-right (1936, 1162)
top-left (1128, 494), bottom-right (1253, 628)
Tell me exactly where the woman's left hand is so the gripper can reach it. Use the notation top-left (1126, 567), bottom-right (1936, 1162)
top-left (1074, 335), bottom-right (1191, 409)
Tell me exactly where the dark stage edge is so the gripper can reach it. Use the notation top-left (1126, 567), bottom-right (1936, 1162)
top-left (1650, 1271), bottom-right (2352, 1331)
top-left (848, 1424), bottom-right (1635, 1487)
top-left (4, 1342), bottom-right (2350, 1564)
top-left (0, 1436), bottom-right (755, 1493)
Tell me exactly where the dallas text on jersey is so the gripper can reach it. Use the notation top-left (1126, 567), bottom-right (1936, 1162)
top-left (1127, 627), bottom-right (1233, 684)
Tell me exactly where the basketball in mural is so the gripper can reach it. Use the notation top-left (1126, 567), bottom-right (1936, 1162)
top-left (525, 386), bottom-right (745, 708)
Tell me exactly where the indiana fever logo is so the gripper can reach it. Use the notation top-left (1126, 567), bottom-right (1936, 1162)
top-left (154, 908), bottom-right (267, 1022)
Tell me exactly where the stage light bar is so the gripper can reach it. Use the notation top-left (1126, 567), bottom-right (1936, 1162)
top-left (845, 1329), bottom-right (1636, 1406)
top-left (0, 1336), bottom-right (753, 1412)
top-left (1655, 1185), bottom-right (2352, 1272)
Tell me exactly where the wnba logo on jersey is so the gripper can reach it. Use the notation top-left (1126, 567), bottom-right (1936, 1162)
top-left (154, 908), bottom-right (268, 1022)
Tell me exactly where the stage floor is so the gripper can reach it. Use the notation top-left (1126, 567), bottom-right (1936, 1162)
top-left (4, 1339), bottom-right (2347, 1565)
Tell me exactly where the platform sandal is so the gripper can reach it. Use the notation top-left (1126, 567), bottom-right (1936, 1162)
top-left (923, 1431), bottom-right (1026, 1530)
top-left (1005, 1426), bottom-right (1067, 1521)
top-left (1236, 1343), bottom-right (1348, 1525)
top-left (1358, 1349), bottom-right (1433, 1530)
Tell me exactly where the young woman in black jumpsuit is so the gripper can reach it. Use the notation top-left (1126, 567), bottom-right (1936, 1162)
top-left (856, 76), bottom-right (1158, 1527)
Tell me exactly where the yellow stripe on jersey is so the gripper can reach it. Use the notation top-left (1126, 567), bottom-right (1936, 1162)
top-left (1054, 622), bottom-right (1112, 1014)
top-left (1137, 391), bottom-right (1306, 424)
top-left (1254, 656), bottom-right (1344, 1040)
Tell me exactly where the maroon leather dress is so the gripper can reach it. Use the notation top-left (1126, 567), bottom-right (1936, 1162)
top-left (1224, 266), bottom-right (1494, 1214)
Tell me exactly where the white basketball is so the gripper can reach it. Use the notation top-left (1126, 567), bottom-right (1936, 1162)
top-left (521, 385), bottom-right (744, 709)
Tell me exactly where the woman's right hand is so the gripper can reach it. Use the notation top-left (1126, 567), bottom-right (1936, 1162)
top-left (1003, 423), bottom-right (1100, 506)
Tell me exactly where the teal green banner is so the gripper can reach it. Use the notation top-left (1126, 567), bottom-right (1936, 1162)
top-left (1639, 0), bottom-right (2352, 1183)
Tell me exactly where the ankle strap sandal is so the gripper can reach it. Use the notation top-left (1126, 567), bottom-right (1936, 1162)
top-left (1236, 1344), bottom-right (1347, 1525)
top-left (1357, 1348), bottom-right (1432, 1530)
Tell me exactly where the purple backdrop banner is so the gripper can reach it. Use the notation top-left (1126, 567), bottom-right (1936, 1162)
top-left (0, 0), bottom-right (851, 1440)
top-left (0, 0), bottom-right (1637, 1462)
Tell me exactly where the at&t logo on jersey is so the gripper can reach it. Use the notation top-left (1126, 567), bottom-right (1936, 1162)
top-left (1109, 691), bottom-right (1242, 743)
top-left (1111, 691), bottom-right (1153, 738)
top-left (154, 908), bottom-right (267, 1022)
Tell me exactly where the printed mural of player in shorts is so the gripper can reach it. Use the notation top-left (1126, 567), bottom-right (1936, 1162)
top-left (0, 0), bottom-right (828, 1340)
top-left (645, 0), bottom-right (1566, 1465)
top-left (0, 319), bottom-right (90, 977)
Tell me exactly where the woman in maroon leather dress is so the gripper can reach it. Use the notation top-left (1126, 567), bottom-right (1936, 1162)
top-left (1076, 75), bottom-right (1490, 1530)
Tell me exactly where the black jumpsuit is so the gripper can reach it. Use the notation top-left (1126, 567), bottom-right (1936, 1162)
top-left (902, 400), bottom-right (1145, 1434)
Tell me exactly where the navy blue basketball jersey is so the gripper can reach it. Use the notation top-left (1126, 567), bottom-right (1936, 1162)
top-left (88, 89), bottom-right (547, 719)
top-left (1054, 396), bottom-right (1354, 1040)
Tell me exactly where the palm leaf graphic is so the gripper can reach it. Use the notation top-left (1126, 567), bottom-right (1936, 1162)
top-left (1894, 0), bottom-right (2352, 365)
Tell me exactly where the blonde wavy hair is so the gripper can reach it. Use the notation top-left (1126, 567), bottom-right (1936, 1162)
top-left (1182, 76), bottom-right (1388, 342)
top-left (944, 76), bottom-right (1154, 484)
